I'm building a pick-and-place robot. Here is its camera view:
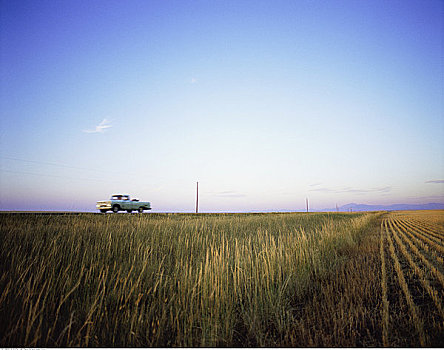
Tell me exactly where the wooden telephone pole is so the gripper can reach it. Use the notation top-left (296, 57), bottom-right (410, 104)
top-left (196, 181), bottom-right (199, 214)
top-left (306, 198), bottom-right (309, 213)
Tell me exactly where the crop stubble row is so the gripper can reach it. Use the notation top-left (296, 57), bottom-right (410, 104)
top-left (394, 218), bottom-right (444, 266)
top-left (398, 219), bottom-right (444, 254)
top-left (380, 214), bottom-right (444, 346)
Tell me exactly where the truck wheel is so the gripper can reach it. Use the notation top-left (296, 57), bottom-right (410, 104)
top-left (127, 210), bottom-right (132, 213)
top-left (138, 207), bottom-right (144, 213)
top-left (100, 209), bottom-right (107, 213)
top-left (112, 205), bottom-right (120, 213)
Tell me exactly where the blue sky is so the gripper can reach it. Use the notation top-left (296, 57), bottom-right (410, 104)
top-left (1, 0), bottom-right (443, 212)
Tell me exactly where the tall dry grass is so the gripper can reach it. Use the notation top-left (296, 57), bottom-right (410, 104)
top-left (1, 212), bottom-right (379, 346)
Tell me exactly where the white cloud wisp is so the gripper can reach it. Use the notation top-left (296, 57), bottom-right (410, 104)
top-left (309, 186), bottom-right (392, 194)
top-left (83, 119), bottom-right (112, 133)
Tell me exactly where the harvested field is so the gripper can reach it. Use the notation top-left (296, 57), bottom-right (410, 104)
top-left (381, 211), bottom-right (444, 346)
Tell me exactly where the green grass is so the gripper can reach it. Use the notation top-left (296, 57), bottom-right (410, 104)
top-left (0, 212), bottom-right (381, 346)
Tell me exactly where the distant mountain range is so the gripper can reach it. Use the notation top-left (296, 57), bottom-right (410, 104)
top-left (322, 202), bottom-right (444, 212)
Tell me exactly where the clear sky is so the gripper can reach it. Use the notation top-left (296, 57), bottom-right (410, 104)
top-left (1, 0), bottom-right (443, 212)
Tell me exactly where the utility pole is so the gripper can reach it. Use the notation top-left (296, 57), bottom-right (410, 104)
top-left (195, 181), bottom-right (199, 214)
top-left (306, 198), bottom-right (309, 213)
top-left (336, 203), bottom-right (338, 212)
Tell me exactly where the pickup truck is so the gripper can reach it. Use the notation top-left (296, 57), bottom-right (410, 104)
top-left (96, 194), bottom-right (151, 213)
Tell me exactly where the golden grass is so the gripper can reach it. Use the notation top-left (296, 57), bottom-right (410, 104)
top-left (0, 212), bottom-right (378, 347)
top-left (1, 210), bottom-right (443, 347)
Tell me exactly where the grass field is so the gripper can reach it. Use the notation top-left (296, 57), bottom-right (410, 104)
top-left (0, 210), bottom-right (443, 347)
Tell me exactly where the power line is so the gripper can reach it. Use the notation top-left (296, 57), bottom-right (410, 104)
top-left (0, 169), bottom-right (105, 183)
top-left (0, 155), bottom-right (139, 178)
top-left (1, 156), bottom-right (107, 173)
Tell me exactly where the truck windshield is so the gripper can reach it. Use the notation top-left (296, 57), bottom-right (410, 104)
top-left (111, 195), bottom-right (129, 200)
